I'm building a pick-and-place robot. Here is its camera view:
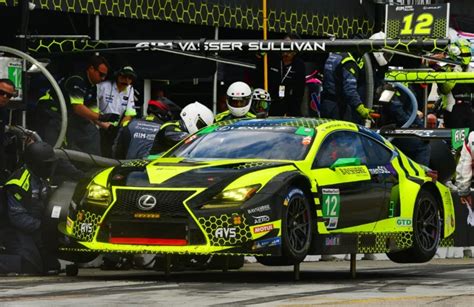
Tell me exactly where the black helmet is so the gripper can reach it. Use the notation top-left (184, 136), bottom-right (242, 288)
top-left (23, 141), bottom-right (57, 178)
top-left (147, 100), bottom-right (172, 122)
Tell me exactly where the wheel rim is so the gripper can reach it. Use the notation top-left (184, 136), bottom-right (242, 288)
top-left (415, 197), bottom-right (440, 251)
top-left (286, 195), bottom-right (311, 253)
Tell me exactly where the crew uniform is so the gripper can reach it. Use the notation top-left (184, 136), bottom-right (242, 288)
top-left (149, 121), bottom-right (189, 155)
top-left (321, 52), bottom-right (369, 123)
top-left (113, 115), bottom-right (164, 159)
top-left (215, 110), bottom-right (255, 122)
top-left (97, 79), bottom-right (137, 157)
top-left (456, 131), bottom-right (474, 199)
top-left (64, 73), bottom-right (101, 155)
top-left (0, 142), bottom-right (59, 274)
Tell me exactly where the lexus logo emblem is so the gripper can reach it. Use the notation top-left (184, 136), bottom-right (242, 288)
top-left (137, 194), bottom-right (157, 211)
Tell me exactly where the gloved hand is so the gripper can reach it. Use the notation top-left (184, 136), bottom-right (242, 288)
top-left (99, 113), bottom-right (120, 123)
top-left (356, 104), bottom-right (374, 119)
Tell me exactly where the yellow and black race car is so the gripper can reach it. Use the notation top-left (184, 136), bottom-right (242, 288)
top-left (58, 117), bottom-right (455, 266)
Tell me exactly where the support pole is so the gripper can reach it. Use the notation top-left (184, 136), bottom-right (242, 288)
top-left (263, 0), bottom-right (268, 91)
top-left (293, 262), bottom-right (300, 281)
top-left (164, 254), bottom-right (171, 277)
top-left (212, 26), bottom-right (219, 115)
top-left (350, 253), bottom-right (356, 278)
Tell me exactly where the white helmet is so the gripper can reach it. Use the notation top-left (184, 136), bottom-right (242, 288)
top-left (251, 88), bottom-right (271, 117)
top-left (226, 81), bottom-right (252, 117)
top-left (369, 31), bottom-right (393, 67)
top-left (180, 101), bottom-right (214, 134)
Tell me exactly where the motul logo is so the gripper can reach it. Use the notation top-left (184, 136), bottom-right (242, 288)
top-left (253, 224), bottom-right (274, 234)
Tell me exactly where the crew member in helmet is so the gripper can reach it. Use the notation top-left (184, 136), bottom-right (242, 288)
top-left (149, 101), bottom-right (214, 155)
top-left (113, 100), bottom-right (173, 159)
top-left (251, 88), bottom-right (272, 118)
top-left (215, 81), bottom-right (256, 122)
top-left (0, 142), bottom-right (60, 275)
top-left (436, 38), bottom-right (474, 130)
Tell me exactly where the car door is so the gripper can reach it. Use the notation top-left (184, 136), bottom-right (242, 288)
top-left (359, 133), bottom-right (399, 221)
top-left (310, 130), bottom-right (386, 232)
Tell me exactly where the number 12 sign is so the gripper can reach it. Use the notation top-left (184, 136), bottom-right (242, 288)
top-left (385, 4), bottom-right (449, 38)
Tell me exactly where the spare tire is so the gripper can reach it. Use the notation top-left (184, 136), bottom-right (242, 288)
top-left (429, 140), bottom-right (456, 183)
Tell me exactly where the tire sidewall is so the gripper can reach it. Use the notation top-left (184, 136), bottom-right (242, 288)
top-left (281, 187), bottom-right (312, 263)
top-left (412, 190), bottom-right (441, 259)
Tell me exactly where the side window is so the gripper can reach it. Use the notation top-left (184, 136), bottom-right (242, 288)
top-left (360, 134), bottom-right (393, 165)
top-left (314, 131), bottom-right (368, 168)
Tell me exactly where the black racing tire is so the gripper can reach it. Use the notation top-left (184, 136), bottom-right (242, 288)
top-left (387, 189), bottom-right (441, 263)
top-left (256, 187), bottom-right (313, 266)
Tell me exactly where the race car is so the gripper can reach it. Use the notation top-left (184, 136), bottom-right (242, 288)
top-left (56, 117), bottom-right (455, 266)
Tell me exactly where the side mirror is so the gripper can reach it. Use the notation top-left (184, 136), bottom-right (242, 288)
top-left (330, 157), bottom-right (361, 170)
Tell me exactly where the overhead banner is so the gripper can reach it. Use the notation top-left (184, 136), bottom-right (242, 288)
top-left (385, 4), bottom-right (450, 38)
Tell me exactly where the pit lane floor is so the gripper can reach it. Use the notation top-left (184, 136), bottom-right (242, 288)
top-left (0, 258), bottom-right (473, 306)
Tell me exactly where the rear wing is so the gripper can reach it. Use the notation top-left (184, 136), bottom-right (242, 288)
top-left (378, 128), bottom-right (469, 150)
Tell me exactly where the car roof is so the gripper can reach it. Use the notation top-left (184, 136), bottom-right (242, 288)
top-left (214, 117), bottom-right (335, 129)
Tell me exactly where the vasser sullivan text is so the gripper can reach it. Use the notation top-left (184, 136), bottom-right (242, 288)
top-left (136, 41), bottom-right (326, 52)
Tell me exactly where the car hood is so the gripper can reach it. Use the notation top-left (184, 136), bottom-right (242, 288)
top-left (140, 157), bottom-right (292, 187)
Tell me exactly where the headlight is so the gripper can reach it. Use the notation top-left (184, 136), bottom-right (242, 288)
top-left (86, 183), bottom-right (111, 206)
top-left (201, 185), bottom-right (260, 209)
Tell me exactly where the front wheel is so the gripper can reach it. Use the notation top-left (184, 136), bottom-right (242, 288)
top-left (387, 189), bottom-right (441, 263)
top-left (257, 187), bottom-right (313, 266)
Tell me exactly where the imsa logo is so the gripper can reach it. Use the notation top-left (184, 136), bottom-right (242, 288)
top-left (215, 228), bottom-right (236, 239)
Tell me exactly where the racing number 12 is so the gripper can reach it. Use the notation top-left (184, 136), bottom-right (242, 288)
top-left (322, 193), bottom-right (340, 218)
top-left (400, 13), bottom-right (433, 36)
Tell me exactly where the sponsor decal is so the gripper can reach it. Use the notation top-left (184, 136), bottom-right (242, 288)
top-left (80, 222), bottom-right (93, 234)
top-left (326, 217), bottom-right (339, 229)
top-left (302, 136), bottom-right (312, 145)
top-left (137, 194), bottom-right (157, 211)
top-left (215, 227), bottom-right (236, 239)
top-left (253, 215), bottom-right (270, 224)
top-left (77, 210), bottom-right (84, 222)
top-left (368, 166), bottom-right (391, 175)
top-left (247, 204), bottom-right (271, 215)
top-left (325, 235), bottom-right (341, 246)
top-left (397, 218), bottom-right (412, 226)
top-left (252, 237), bottom-right (281, 250)
top-left (338, 166), bottom-right (368, 176)
top-left (232, 214), bottom-right (242, 225)
top-left (252, 223), bottom-right (274, 234)
top-left (136, 41), bottom-right (326, 52)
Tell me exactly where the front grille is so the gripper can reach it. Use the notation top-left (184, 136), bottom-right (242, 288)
top-left (97, 189), bottom-right (206, 245)
top-left (110, 189), bottom-right (194, 218)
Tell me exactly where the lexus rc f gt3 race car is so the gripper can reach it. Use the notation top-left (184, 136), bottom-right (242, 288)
top-left (57, 118), bottom-right (455, 266)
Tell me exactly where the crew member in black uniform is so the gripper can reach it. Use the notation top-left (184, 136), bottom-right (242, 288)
top-left (0, 142), bottom-right (60, 274)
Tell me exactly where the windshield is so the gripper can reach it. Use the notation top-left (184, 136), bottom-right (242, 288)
top-left (165, 125), bottom-right (315, 160)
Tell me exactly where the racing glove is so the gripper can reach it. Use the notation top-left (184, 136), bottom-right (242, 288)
top-left (99, 113), bottom-right (120, 123)
top-left (356, 104), bottom-right (374, 119)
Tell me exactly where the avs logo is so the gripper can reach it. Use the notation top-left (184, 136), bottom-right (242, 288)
top-left (137, 194), bottom-right (157, 211)
top-left (80, 222), bottom-right (93, 234)
top-left (215, 228), bottom-right (236, 239)
top-left (397, 218), bottom-right (412, 226)
top-left (253, 215), bottom-right (270, 224)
